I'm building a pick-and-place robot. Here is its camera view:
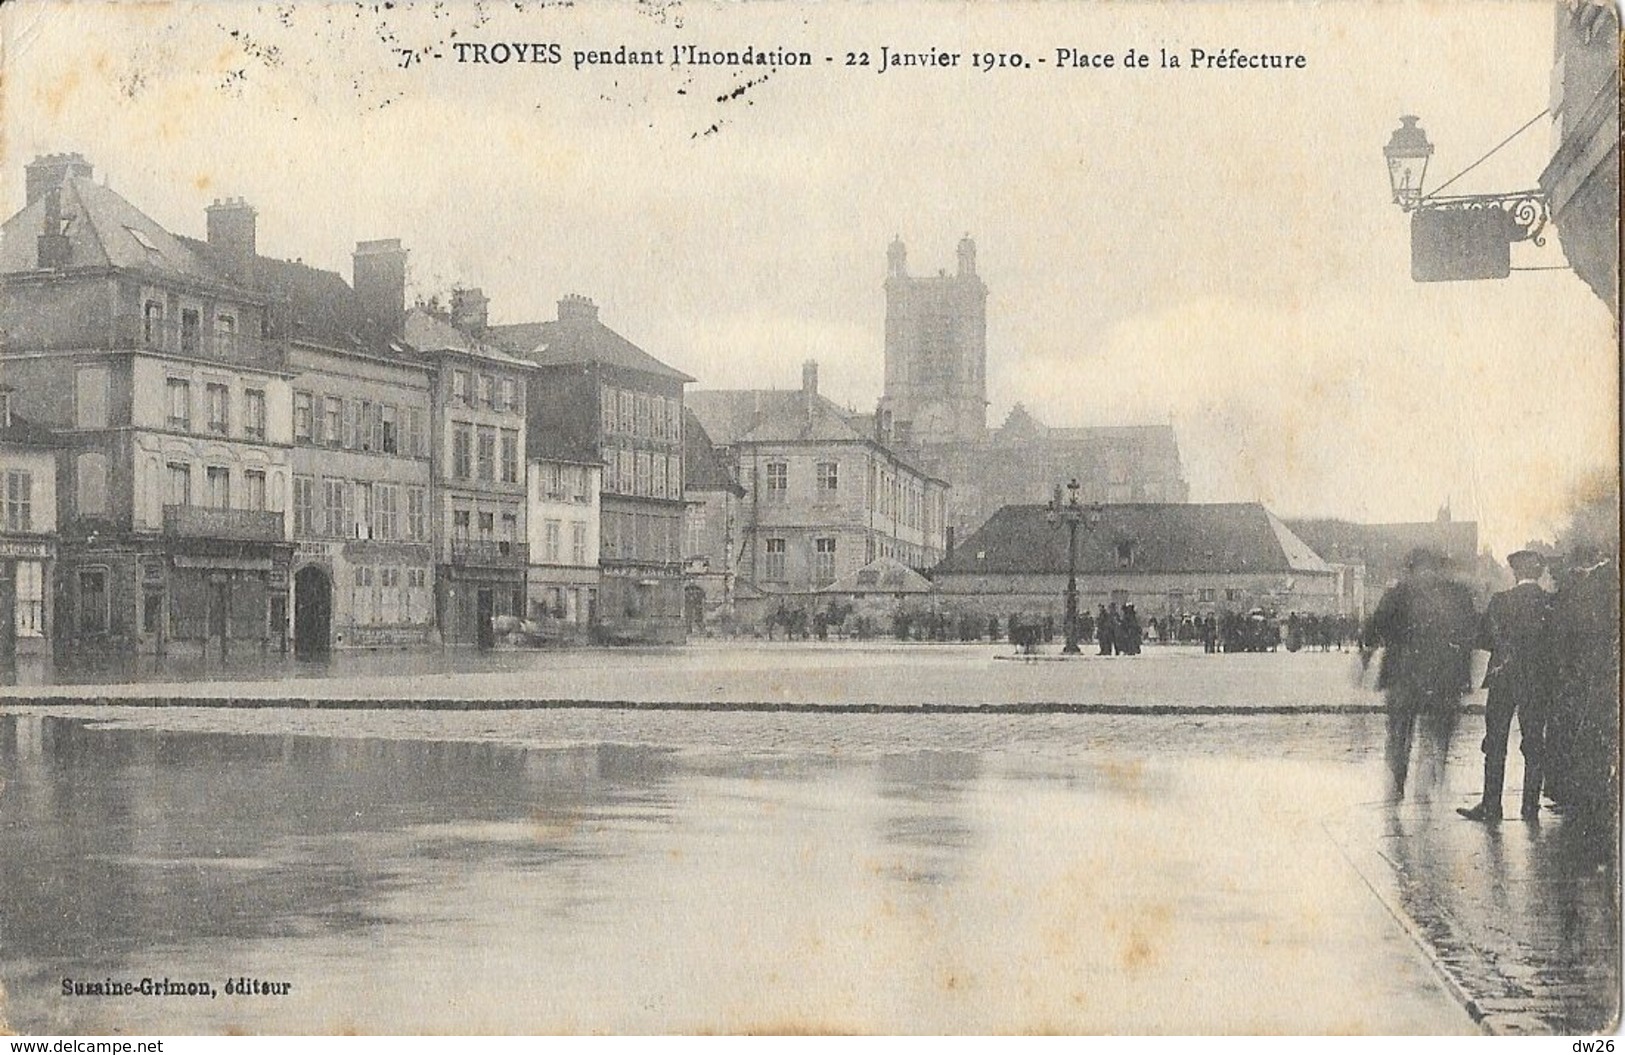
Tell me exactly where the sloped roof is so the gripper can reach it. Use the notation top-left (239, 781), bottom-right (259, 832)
top-left (683, 408), bottom-right (744, 496)
top-left (488, 317), bottom-right (694, 383)
top-left (822, 557), bottom-right (934, 595)
top-left (687, 389), bottom-right (869, 446)
top-left (404, 308), bottom-right (535, 369)
top-left (1285, 518), bottom-right (1479, 569)
top-left (1, 176), bottom-right (237, 286)
top-left (0, 409), bottom-right (62, 448)
top-left (938, 502), bottom-right (1334, 576)
top-left (178, 236), bottom-right (372, 352)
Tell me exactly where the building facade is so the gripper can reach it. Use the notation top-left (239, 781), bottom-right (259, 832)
top-left (873, 237), bottom-right (1190, 542)
top-left (0, 391), bottom-right (60, 669)
top-left (526, 454), bottom-right (601, 640)
top-left (935, 502), bottom-right (1343, 621)
top-left (490, 295), bottom-right (692, 645)
top-left (688, 362), bottom-right (950, 615)
top-left (681, 407), bottom-right (746, 632)
top-left (407, 301), bottom-right (533, 649)
top-left (0, 155), bottom-right (294, 659)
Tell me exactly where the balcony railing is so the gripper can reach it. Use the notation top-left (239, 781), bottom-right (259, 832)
top-left (449, 539), bottom-right (529, 567)
top-left (116, 314), bottom-right (283, 369)
top-left (163, 504), bottom-right (285, 542)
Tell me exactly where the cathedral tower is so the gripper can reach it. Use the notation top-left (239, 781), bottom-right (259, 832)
top-left (880, 234), bottom-right (988, 445)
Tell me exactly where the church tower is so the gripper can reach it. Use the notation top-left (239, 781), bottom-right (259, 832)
top-left (880, 234), bottom-right (988, 446)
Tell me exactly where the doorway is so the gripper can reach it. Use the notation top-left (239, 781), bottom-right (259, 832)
top-left (476, 588), bottom-right (495, 650)
top-left (293, 565), bottom-right (332, 658)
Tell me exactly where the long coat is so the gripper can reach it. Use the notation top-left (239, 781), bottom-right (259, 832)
top-left (1365, 574), bottom-right (1479, 703)
top-left (1478, 580), bottom-right (1554, 694)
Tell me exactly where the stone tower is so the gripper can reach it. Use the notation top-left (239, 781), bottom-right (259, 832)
top-left (880, 234), bottom-right (988, 445)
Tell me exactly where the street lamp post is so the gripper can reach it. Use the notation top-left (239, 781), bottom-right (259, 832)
top-left (1047, 478), bottom-right (1102, 655)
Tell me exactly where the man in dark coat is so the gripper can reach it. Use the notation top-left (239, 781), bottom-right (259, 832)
top-left (1459, 550), bottom-right (1554, 822)
top-left (1097, 604), bottom-right (1117, 656)
top-left (1362, 548), bottom-right (1480, 801)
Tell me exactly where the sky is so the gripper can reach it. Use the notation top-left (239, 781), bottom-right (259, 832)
top-left (0, 0), bottom-right (1616, 555)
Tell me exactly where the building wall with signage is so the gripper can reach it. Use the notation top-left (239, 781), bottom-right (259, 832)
top-left (0, 440), bottom-right (58, 657)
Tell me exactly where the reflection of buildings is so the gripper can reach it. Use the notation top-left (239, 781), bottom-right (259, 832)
top-left (874, 237), bottom-right (1190, 542)
top-left (936, 501), bottom-right (1346, 619)
top-left (689, 361), bottom-right (950, 607)
top-left (0, 389), bottom-right (60, 663)
top-left (0, 155), bottom-right (295, 658)
top-left (490, 297), bottom-right (692, 644)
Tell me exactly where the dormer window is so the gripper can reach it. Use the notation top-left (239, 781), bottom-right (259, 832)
top-left (1116, 541), bottom-right (1136, 568)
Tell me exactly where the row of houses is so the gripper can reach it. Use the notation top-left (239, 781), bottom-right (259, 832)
top-left (0, 152), bottom-right (1479, 663)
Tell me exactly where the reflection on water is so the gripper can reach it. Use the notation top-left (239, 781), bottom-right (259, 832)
top-left (0, 711), bottom-right (1601, 1034)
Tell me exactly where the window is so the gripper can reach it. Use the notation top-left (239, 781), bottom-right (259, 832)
top-left (814, 537), bottom-right (837, 586)
top-left (409, 407), bottom-right (428, 457)
top-left (355, 483), bottom-right (374, 539)
top-left (452, 423), bottom-right (472, 479)
top-left (601, 387), bottom-right (618, 433)
top-left (477, 427), bottom-right (496, 481)
top-left (167, 462), bottom-right (190, 507)
top-left (180, 309), bottom-right (200, 355)
top-left (764, 538), bottom-right (787, 582)
top-left (15, 561), bottom-right (43, 637)
top-left (293, 391), bottom-right (313, 442)
top-left (571, 522), bottom-right (587, 565)
top-left (817, 461), bottom-right (839, 494)
top-left (500, 429), bottom-right (519, 484)
top-left (243, 388), bottom-right (266, 440)
top-left (618, 390), bottom-right (635, 434)
top-left (78, 569), bottom-right (108, 634)
top-left (452, 370), bottom-right (469, 405)
top-left (358, 401), bottom-right (375, 451)
top-left (453, 509), bottom-right (471, 540)
top-left (635, 450), bottom-right (652, 497)
top-left (166, 377), bottom-right (192, 431)
top-left (1224, 588), bottom-right (1243, 603)
top-left (75, 366), bottom-right (109, 429)
top-left (204, 466), bottom-right (230, 509)
top-left (667, 455), bottom-right (682, 499)
top-left (375, 483), bottom-right (398, 540)
top-left (323, 396), bottom-right (342, 447)
top-left (198, 382), bottom-right (228, 435)
top-left (480, 374), bottom-right (496, 409)
top-left (573, 466), bottom-right (590, 503)
top-left (215, 314), bottom-right (236, 348)
top-left (407, 487), bottom-right (427, 541)
top-left (478, 511), bottom-right (495, 540)
top-left (143, 301), bottom-right (163, 344)
top-left (545, 520), bottom-right (562, 562)
top-left (293, 476), bottom-right (315, 536)
top-left (686, 506), bottom-right (706, 557)
top-left (1116, 541), bottom-right (1135, 568)
top-left (500, 513), bottom-right (518, 553)
top-left (3, 471), bottom-right (30, 531)
top-left (379, 566), bottom-right (401, 624)
top-left (635, 393), bottom-right (650, 436)
top-left (501, 377), bottom-right (518, 414)
top-left (545, 463), bottom-right (566, 501)
top-left (381, 404), bottom-right (398, 454)
top-left (765, 461), bottom-right (788, 502)
top-left (617, 449), bottom-right (634, 496)
top-left (244, 470), bottom-right (267, 511)
top-left (652, 452), bottom-right (668, 499)
top-left (323, 479), bottom-right (347, 538)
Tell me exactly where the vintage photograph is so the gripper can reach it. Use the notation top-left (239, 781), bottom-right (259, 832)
top-left (0, 0), bottom-right (1617, 1037)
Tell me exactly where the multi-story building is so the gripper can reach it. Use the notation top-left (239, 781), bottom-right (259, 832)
top-left (406, 292), bottom-right (533, 648)
top-left (680, 407), bottom-right (746, 632)
top-left (0, 154), bottom-right (294, 658)
top-left (489, 295), bottom-right (692, 644)
top-left (0, 387), bottom-right (61, 668)
top-left (688, 361), bottom-right (950, 609)
top-left (525, 451), bottom-right (601, 640)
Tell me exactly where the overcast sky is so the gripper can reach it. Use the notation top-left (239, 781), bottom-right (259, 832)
top-left (1, 0), bottom-right (1615, 555)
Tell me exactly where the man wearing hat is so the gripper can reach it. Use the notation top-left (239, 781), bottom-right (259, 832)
top-left (1459, 549), bottom-right (1555, 822)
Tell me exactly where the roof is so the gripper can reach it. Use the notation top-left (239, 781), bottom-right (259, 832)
top-left (822, 557), bottom-right (934, 595)
top-left (1284, 518), bottom-right (1479, 570)
top-left (937, 502), bottom-right (1335, 577)
top-left (682, 408), bottom-right (744, 496)
top-left (404, 308), bottom-right (536, 370)
top-left (688, 390), bottom-right (869, 446)
top-left (0, 409), bottom-right (62, 448)
top-left (488, 317), bottom-right (694, 383)
top-left (1, 176), bottom-right (238, 287)
top-left (178, 237), bottom-right (383, 353)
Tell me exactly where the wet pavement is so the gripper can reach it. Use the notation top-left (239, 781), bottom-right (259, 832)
top-left (0, 686), bottom-right (1615, 1034)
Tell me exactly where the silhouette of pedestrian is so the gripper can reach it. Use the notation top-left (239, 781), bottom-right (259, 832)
top-left (1362, 548), bottom-right (1479, 801)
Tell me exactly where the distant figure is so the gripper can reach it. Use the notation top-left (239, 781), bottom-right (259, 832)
top-left (1098, 604), bottom-right (1118, 656)
top-left (1202, 614), bottom-right (1218, 654)
top-left (1362, 548), bottom-right (1480, 801)
top-left (1459, 550), bottom-right (1554, 822)
top-left (1119, 604), bottom-right (1143, 655)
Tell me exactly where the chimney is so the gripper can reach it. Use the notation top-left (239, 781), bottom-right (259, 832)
top-left (450, 287), bottom-right (489, 335)
top-left (957, 234), bottom-right (976, 276)
top-left (205, 197), bottom-right (257, 282)
top-left (557, 293), bottom-right (598, 323)
top-left (353, 238), bottom-right (408, 337)
top-left (801, 360), bottom-right (819, 398)
top-left (25, 152), bottom-right (92, 206)
top-left (36, 187), bottom-right (70, 269)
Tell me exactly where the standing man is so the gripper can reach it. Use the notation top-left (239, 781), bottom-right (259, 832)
top-left (1459, 550), bottom-right (1554, 822)
top-left (1362, 548), bottom-right (1480, 801)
